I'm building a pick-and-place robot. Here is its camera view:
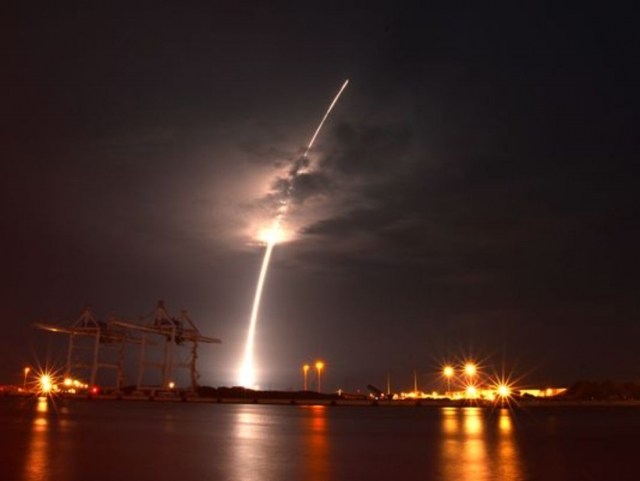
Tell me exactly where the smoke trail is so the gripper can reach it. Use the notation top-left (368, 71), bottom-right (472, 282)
top-left (281, 79), bottom-right (350, 216)
top-left (238, 239), bottom-right (275, 387)
top-left (305, 80), bottom-right (350, 157)
top-left (238, 79), bottom-right (349, 387)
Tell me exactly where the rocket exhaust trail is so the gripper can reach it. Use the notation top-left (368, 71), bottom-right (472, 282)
top-left (304, 79), bottom-right (349, 158)
top-left (238, 79), bottom-right (349, 387)
top-left (238, 239), bottom-right (275, 387)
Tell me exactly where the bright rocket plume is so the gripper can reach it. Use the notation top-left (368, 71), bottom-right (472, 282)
top-left (238, 79), bottom-right (349, 387)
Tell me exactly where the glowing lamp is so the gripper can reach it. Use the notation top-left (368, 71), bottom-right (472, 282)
top-left (465, 385), bottom-right (478, 399)
top-left (40, 375), bottom-right (53, 394)
top-left (497, 384), bottom-right (510, 398)
top-left (443, 365), bottom-right (454, 394)
top-left (464, 363), bottom-right (477, 377)
top-left (315, 360), bottom-right (325, 392)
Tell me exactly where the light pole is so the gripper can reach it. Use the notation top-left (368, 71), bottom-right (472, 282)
top-left (302, 364), bottom-right (310, 391)
top-left (315, 361), bottom-right (324, 392)
top-left (464, 362), bottom-right (477, 398)
top-left (23, 367), bottom-right (30, 391)
top-left (443, 365), bottom-right (454, 394)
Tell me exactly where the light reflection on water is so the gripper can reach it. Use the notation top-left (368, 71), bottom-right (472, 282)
top-left (497, 409), bottom-right (523, 480)
top-left (24, 397), bottom-right (51, 481)
top-left (230, 404), bottom-right (330, 481)
top-left (231, 407), bottom-right (272, 479)
top-left (7, 399), bottom-right (638, 481)
top-left (440, 407), bottom-right (523, 481)
top-left (302, 405), bottom-right (329, 481)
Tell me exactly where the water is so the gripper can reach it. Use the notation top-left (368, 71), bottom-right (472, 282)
top-left (1, 397), bottom-right (638, 481)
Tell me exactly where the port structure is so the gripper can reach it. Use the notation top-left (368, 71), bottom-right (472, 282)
top-left (112, 300), bottom-right (221, 392)
top-left (34, 306), bottom-right (140, 390)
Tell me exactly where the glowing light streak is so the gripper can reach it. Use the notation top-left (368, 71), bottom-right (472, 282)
top-left (239, 239), bottom-right (276, 387)
top-left (303, 79), bottom-right (349, 159)
top-left (238, 80), bottom-right (349, 387)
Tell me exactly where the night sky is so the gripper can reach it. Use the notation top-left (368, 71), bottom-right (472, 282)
top-left (2, 3), bottom-right (638, 391)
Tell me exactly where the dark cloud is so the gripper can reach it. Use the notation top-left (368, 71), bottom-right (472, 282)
top-left (321, 121), bottom-right (416, 177)
top-left (289, 172), bottom-right (334, 205)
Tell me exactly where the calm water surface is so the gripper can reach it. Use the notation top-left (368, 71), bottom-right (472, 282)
top-left (1, 397), bottom-right (637, 481)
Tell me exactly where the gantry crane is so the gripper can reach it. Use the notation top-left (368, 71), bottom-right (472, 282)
top-left (33, 306), bottom-right (139, 390)
top-left (112, 300), bottom-right (221, 391)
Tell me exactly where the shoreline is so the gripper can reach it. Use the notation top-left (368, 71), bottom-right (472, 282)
top-left (5, 391), bottom-right (640, 408)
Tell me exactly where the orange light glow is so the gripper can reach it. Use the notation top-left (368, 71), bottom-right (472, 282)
top-left (465, 385), bottom-right (478, 399)
top-left (464, 363), bottom-right (477, 377)
top-left (27, 366), bottom-right (64, 396)
top-left (497, 384), bottom-right (511, 398)
top-left (443, 366), bottom-right (454, 378)
top-left (39, 375), bottom-right (53, 394)
top-left (315, 361), bottom-right (325, 392)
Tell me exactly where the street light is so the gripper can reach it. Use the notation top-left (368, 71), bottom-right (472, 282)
top-left (466, 385), bottom-right (478, 399)
top-left (315, 361), bottom-right (324, 393)
top-left (23, 366), bottom-right (30, 390)
top-left (443, 365), bottom-right (454, 393)
top-left (497, 384), bottom-right (510, 398)
top-left (40, 374), bottom-right (53, 394)
top-left (302, 364), bottom-right (310, 391)
top-left (464, 362), bottom-right (477, 377)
